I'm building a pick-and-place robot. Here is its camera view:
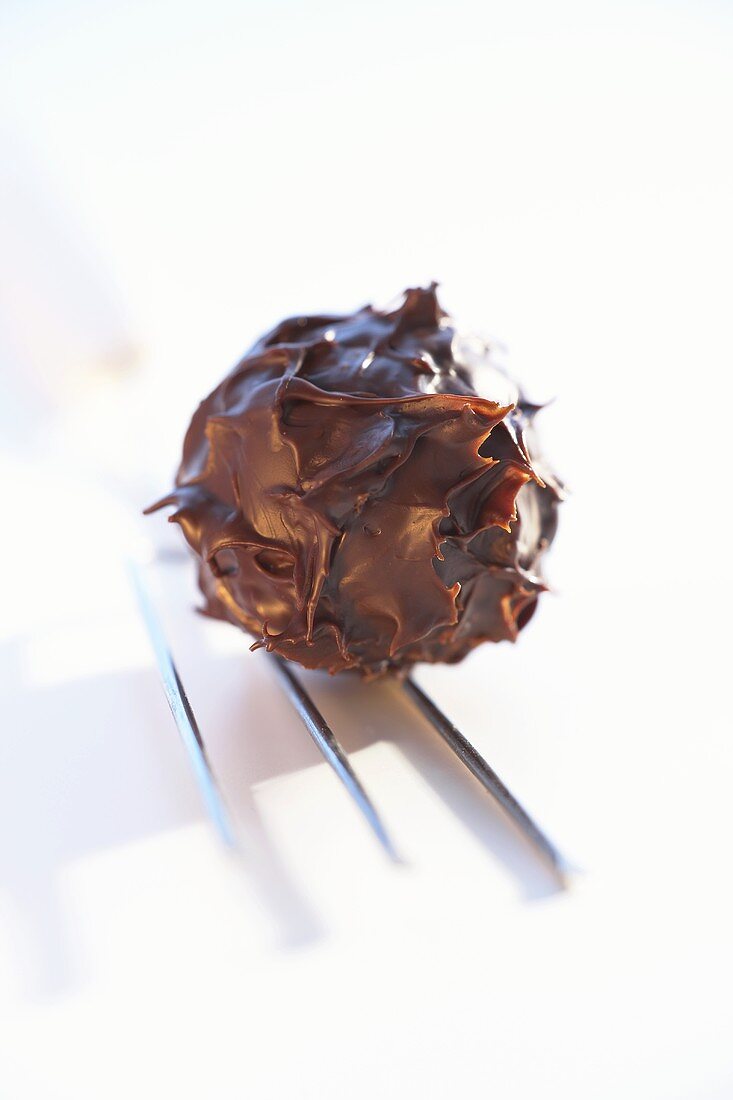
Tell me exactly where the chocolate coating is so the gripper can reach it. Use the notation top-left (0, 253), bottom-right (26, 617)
top-left (148, 286), bottom-right (562, 676)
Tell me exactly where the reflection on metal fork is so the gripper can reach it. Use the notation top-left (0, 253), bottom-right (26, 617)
top-left (403, 676), bottom-right (569, 885)
top-left (271, 654), bottom-right (400, 863)
top-left (130, 562), bottom-right (240, 853)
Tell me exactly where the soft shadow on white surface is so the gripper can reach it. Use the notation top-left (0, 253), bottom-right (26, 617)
top-left (0, 633), bottom-right (325, 999)
top-left (0, 641), bottom-right (191, 996)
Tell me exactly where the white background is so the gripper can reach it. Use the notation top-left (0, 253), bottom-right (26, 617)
top-left (1, 1), bottom-right (732, 1097)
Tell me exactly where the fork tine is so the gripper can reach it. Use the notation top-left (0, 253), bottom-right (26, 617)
top-left (402, 675), bottom-right (569, 884)
top-left (129, 562), bottom-right (241, 853)
top-left (270, 655), bottom-right (400, 863)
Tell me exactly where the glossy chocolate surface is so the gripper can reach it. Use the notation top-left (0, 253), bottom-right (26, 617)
top-left (148, 286), bottom-right (562, 675)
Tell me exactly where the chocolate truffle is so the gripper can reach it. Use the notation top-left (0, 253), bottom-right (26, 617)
top-left (147, 285), bottom-right (562, 676)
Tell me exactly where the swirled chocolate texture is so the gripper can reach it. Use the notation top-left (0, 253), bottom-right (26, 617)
top-left (148, 286), bottom-right (562, 676)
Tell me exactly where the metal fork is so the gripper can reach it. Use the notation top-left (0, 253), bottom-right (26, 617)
top-left (132, 564), bottom-right (569, 885)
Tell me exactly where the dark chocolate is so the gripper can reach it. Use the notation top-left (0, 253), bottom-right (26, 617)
top-left (147, 286), bottom-right (562, 676)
